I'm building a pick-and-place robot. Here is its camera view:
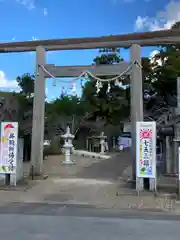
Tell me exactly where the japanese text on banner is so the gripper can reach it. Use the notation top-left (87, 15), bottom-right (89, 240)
top-left (0, 122), bottom-right (18, 174)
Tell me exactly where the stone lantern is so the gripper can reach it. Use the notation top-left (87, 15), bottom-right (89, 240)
top-left (61, 126), bottom-right (75, 165)
top-left (99, 132), bottom-right (107, 154)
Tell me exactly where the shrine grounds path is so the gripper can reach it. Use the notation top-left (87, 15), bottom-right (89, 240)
top-left (0, 150), bottom-right (179, 214)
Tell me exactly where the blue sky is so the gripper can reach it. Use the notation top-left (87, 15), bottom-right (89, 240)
top-left (0, 0), bottom-right (179, 100)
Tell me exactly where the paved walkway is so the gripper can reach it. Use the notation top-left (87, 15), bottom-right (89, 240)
top-left (0, 151), bottom-right (179, 213)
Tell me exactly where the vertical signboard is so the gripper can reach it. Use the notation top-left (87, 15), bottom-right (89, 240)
top-left (0, 122), bottom-right (18, 174)
top-left (136, 122), bottom-right (156, 178)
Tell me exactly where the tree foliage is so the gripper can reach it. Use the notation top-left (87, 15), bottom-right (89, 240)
top-left (82, 49), bottom-right (130, 125)
top-left (16, 73), bottom-right (34, 97)
top-left (145, 21), bottom-right (180, 108)
top-left (46, 95), bottom-right (87, 121)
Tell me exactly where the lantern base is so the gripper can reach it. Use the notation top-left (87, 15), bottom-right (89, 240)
top-left (61, 161), bottom-right (75, 165)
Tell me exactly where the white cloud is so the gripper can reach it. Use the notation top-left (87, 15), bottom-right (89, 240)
top-left (43, 8), bottom-right (48, 16)
top-left (149, 49), bottom-right (169, 68)
top-left (135, 16), bottom-right (149, 29)
top-left (0, 71), bottom-right (20, 91)
top-left (16, 0), bottom-right (35, 10)
top-left (149, 50), bottom-right (162, 66)
top-left (150, 50), bottom-right (160, 58)
top-left (135, 1), bottom-right (180, 31)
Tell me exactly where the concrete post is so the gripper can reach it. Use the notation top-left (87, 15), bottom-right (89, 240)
top-left (31, 46), bottom-right (46, 176)
top-left (130, 44), bottom-right (144, 190)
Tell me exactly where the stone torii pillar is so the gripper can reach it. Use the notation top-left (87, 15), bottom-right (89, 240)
top-left (130, 44), bottom-right (144, 190)
top-left (31, 46), bottom-right (46, 176)
top-left (174, 77), bottom-right (180, 198)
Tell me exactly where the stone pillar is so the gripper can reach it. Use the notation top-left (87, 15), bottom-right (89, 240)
top-left (130, 44), bottom-right (143, 189)
top-left (173, 126), bottom-right (179, 173)
top-left (31, 46), bottom-right (46, 175)
top-left (175, 78), bottom-right (180, 172)
top-left (100, 132), bottom-right (106, 154)
top-left (164, 112), bottom-right (173, 174)
top-left (174, 77), bottom-right (180, 198)
top-left (165, 136), bottom-right (173, 174)
top-left (112, 137), bottom-right (116, 149)
top-left (174, 123), bottom-right (180, 199)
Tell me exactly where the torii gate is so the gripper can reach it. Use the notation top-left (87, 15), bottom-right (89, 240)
top-left (0, 28), bottom-right (179, 191)
top-left (33, 44), bottom-right (142, 180)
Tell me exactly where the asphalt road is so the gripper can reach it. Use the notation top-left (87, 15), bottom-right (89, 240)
top-left (0, 203), bottom-right (180, 239)
top-left (1, 213), bottom-right (180, 240)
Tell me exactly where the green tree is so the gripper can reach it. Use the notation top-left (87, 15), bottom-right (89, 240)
top-left (46, 95), bottom-right (86, 119)
top-left (45, 94), bottom-right (88, 134)
top-left (148, 21), bottom-right (180, 106)
top-left (13, 74), bottom-right (35, 136)
top-left (16, 73), bottom-right (34, 98)
top-left (93, 48), bottom-right (123, 65)
top-left (82, 49), bottom-right (130, 125)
